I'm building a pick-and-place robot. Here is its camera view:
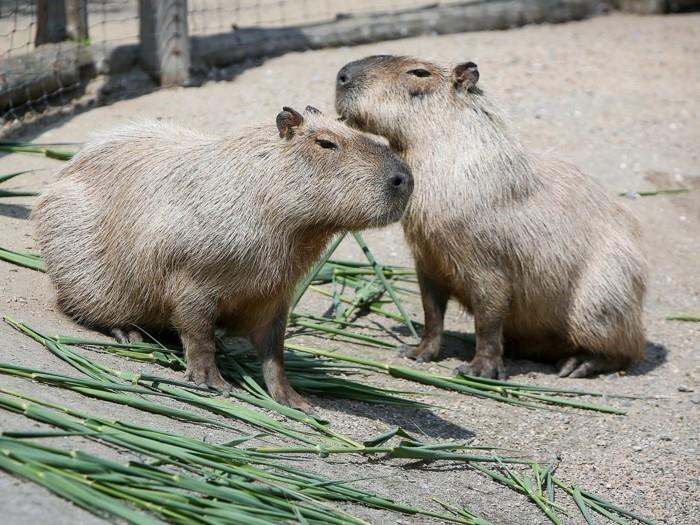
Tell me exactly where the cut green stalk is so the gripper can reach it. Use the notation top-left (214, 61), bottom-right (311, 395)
top-left (290, 317), bottom-right (397, 347)
top-left (0, 142), bottom-right (77, 160)
top-left (0, 170), bottom-right (39, 197)
top-left (287, 343), bottom-right (626, 414)
top-left (6, 318), bottom-right (423, 445)
top-left (0, 391), bottom-right (472, 524)
top-left (665, 313), bottom-right (700, 322)
top-left (291, 234), bottom-right (346, 309)
top-left (0, 247), bottom-right (46, 272)
top-left (0, 170), bottom-right (33, 184)
top-left (353, 232), bottom-right (419, 340)
top-left (619, 188), bottom-right (690, 197)
top-left (433, 498), bottom-right (494, 525)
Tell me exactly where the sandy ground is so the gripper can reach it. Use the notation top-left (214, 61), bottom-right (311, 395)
top-left (0, 12), bottom-right (699, 525)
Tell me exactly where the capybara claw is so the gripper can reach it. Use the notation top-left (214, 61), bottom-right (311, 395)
top-left (454, 358), bottom-right (505, 379)
top-left (399, 344), bottom-right (437, 363)
top-left (270, 386), bottom-right (313, 414)
top-left (185, 362), bottom-right (231, 393)
top-left (558, 354), bottom-right (629, 378)
top-left (110, 327), bottom-right (143, 344)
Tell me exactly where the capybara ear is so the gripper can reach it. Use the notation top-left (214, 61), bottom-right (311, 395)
top-left (276, 106), bottom-right (304, 139)
top-left (453, 62), bottom-right (479, 90)
top-left (305, 105), bottom-right (322, 115)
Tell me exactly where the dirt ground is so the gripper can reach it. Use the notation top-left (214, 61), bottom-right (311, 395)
top-left (1, 12), bottom-right (699, 525)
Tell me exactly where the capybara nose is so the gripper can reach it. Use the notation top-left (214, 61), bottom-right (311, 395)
top-left (337, 62), bottom-right (366, 88)
top-left (388, 165), bottom-right (414, 195)
top-left (391, 173), bottom-right (407, 188)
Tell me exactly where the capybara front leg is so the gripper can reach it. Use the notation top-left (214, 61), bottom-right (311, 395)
top-left (400, 268), bottom-right (449, 363)
top-left (181, 329), bottom-right (231, 393)
top-left (250, 304), bottom-right (312, 414)
top-left (174, 299), bottom-right (231, 393)
top-left (455, 278), bottom-right (509, 379)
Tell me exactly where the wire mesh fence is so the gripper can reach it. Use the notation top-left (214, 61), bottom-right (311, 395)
top-left (0, 0), bottom-right (601, 129)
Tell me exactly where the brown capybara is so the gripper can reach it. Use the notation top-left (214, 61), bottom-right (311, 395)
top-left (34, 106), bottom-right (413, 411)
top-left (336, 55), bottom-right (647, 379)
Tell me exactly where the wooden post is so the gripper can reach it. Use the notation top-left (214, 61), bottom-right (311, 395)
top-left (139, 0), bottom-right (190, 86)
top-left (35, 0), bottom-right (67, 46)
top-left (66, 0), bottom-right (89, 42)
top-left (617, 0), bottom-right (667, 13)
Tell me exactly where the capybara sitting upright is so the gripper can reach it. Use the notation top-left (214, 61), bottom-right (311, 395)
top-left (336, 55), bottom-right (647, 379)
top-left (34, 106), bottom-right (413, 411)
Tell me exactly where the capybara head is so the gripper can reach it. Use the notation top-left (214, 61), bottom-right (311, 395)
top-left (335, 55), bottom-right (482, 148)
top-left (273, 105), bottom-right (413, 229)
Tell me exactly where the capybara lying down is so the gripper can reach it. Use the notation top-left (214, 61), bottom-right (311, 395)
top-left (336, 55), bottom-right (647, 379)
top-left (34, 106), bottom-right (413, 411)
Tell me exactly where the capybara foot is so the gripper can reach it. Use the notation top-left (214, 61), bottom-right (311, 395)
top-left (270, 384), bottom-right (314, 414)
top-left (110, 327), bottom-right (143, 344)
top-left (454, 356), bottom-right (506, 379)
top-left (184, 359), bottom-right (232, 393)
top-left (399, 343), bottom-right (438, 363)
top-left (558, 354), bottom-right (629, 378)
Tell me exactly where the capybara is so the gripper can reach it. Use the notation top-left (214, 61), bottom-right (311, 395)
top-left (336, 55), bottom-right (647, 379)
top-left (34, 106), bottom-right (413, 411)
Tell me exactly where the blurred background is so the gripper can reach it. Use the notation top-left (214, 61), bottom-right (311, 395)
top-left (1, 0), bottom-right (699, 128)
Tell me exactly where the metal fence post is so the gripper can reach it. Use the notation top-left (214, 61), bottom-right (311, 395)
top-left (35, 0), bottom-right (67, 46)
top-left (139, 0), bottom-right (191, 87)
top-left (66, 0), bottom-right (89, 42)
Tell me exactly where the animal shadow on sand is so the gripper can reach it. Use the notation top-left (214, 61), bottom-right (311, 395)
top-left (311, 396), bottom-right (474, 442)
top-left (0, 203), bottom-right (31, 220)
top-left (124, 329), bottom-right (474, 441)
top-left (389, 324), bottom-right (668, 377)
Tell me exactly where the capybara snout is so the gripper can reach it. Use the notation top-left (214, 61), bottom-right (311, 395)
top-left (280, 105), bottom-right (413, 228)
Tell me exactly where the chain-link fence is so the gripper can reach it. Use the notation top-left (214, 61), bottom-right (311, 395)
top-left (1, 0), bottom-right (604, 129)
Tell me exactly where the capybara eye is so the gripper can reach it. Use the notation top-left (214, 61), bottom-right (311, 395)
top-left (407, 69), bottom-right (431, 78)
top-left (316, 139), bottom-right (338, 149)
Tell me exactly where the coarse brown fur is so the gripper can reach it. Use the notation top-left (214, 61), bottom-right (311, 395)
top-left (33, 106), bottom-right (413, 411)
top-left (336, 55), bottom-right (647, 378)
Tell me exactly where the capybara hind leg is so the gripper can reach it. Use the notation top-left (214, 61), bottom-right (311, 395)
top-left (250, 303), bottom-right (313, 414)
top-left (400, 268), bottom-right (448, 363)
top-left (455, 276), bottom-right (509, 379)
top-left (558, 354), bottom-right (632, 378)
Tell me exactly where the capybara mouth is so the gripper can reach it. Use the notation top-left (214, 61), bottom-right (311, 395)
top-left (375, 193), bottom-right (412, 226)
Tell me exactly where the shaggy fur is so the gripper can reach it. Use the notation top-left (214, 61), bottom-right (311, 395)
top-left (34, 106), bottom-right (413, 411)
top-left (335, 55), bottom-right (647, 378)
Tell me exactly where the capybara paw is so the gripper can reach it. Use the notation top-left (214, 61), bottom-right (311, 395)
top-left (271, 386), bottom-right (314, 414)
top-left (399, 344), bottom-right (437, 363)
top-left (110, 327), bottom-right (143, 344)
top-left (454, 357), bottom-right (506, 379)
top-left (184, 361), bottom-right (232, 393)
top-left (558, 355), bottom-right (626, 378)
